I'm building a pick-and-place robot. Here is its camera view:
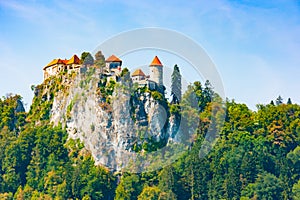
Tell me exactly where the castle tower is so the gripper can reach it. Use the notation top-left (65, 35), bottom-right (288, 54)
top-left (149, 56), bottom-right (163, 86)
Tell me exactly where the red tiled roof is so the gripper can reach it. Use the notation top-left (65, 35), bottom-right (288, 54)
top-left (43, 54), bottom-right (81, 70)
top-left (62, 59), bottom-right (69, 64)
top-left (132, 69), bottom-right (146, 77)
top-left (66, 55), bottom-right (81, 65)
top-left (106, 54), bottom-right (122, 62)
top-left (150, 56), bottom-right (162, 66)
top-left (44, 59), bottom-right (66, 70)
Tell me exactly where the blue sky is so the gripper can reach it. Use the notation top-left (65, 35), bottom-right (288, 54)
top-left (0, 0), bottom-right (300, 110)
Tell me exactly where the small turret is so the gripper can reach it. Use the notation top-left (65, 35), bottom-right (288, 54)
top-left (149, 56), bottom-right (163, 86)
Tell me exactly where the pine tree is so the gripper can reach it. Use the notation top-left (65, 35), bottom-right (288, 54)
top-left (203, 80), bottom-right (214, 105)
top-left (171, 64), bottom-right (182, 104)
top-left (81, 52), bottom-right (94, 66)
top-left (276, 95), bottom-right (283, 105)
top-left (287, 98), bottom-right (292, 105)
top-left (94, 51), bottom-right (105, 68)
top-left (157, 167), bottom-right (177, 199)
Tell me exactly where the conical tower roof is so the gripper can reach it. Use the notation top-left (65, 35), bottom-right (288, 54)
top-left (150, 56), bottom-right (163, 66)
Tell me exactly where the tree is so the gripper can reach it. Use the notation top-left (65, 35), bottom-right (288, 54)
top-left (181, 84), bottom-right (198, 109)
top-left (171, 64), bottom-right (181, 104)
top-left (292, 179), bottom-right (300, 200)
top-left (81, 52), bottom-right (94, 65)
top-left (287, 98), bottom-right (292, 105)
top-left (0, 192), bottom-right (13, 199)
top-left (81, 52), bottom-right (89, 62)
top-left (203, 80), bottom-right (214, 105)
top-left (287, 146), bottom-right (300, 179)
top-left (30, 85), bottom-right (36, 91)
top-left (94, 51), bottom-right (105, 68)
top-left (158, 190), bottom-right (177, 200)
top-left (138, 186), bottom-right (161, 200)
top-left (115, 175), bottom-right (142, 200)
top-left (241, 172), bottom-right (284, 199)
top-left (276, 95), bottom-right (283, 105)
top-left (158, 166), bottom-right (175, 194)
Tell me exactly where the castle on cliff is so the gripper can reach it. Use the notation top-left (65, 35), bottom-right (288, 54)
top-left (43, 54), bottom-right (164, 91)
top-left (131, 56), bottom-right (164, 91)
top-left (43, 55), bottom-right (82, 80)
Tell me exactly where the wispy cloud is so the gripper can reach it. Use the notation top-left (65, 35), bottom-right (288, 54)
top-left (0, 1), bottom-right (47, 21)
top-left (0, 0), bottom-right (299, 108)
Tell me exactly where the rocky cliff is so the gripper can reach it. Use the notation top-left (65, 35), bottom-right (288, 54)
top-left (32, 68), bottom-right (183, 171)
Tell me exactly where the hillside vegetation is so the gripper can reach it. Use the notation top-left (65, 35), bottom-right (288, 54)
top-left (0, 79), bottom-right (299, 199)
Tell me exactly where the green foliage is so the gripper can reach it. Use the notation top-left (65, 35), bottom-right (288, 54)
top-left (1, 76), bottom-right (300, 199)
top-left (86, 66), bottom-right (96, 77)
top-left (25, 126), bottom-right (69, 192)
top-left (241, 172), bottom-right (284, 199)
top-left (181, 81), bottom-right (211, 112)
top-left (90, 123), bottom-right (95, 132)
top-left (287, 97), bottom-right (293, 105)
top-left (138, 186), bottom-right (161, 200)
top-left (0, 114), bottom-right (116, 199)
top-left (149, 97), bottom-right (300, 200)
top-left (72, 156), bottom-right (116, 200)
top-left (66, 100), bottom-right (74, 119)
top-left (27, 74), bottom-right (70, 123)
top-left (120, 67), bottom-right (130, 77)
top-left (142, 138), bottom-right (166, 152)
top-left (203, 80), bottom-right (214, 103)
top-left (276, 95), bottom-right (283, 105)
top-left (169, 104), bottom-right (181, 115)
top-left (158, 166), bottom-right (175, 193)
top-left (0, 95), bottom-right (26, 132)
top-left (66, 93), bottom-right (80, 120)
top-left (80, 67), bottom-right (96, 89)
top-left (94, 50), bottom-right (105, 68)
top-left (81, 52), bottom-right (94, 65)
top-left (115, 174), bottom-right (142, 200)
top-left (97, 79), bottom-right (116, 104)
top-left (292, 179), bottom-right (300, 199)
top-left (158, 190), bottom-right (177, 200)
top-left (132, 128), bottom-right (167, 153)
top-left (171, 64), bottom-right (182, 104)
top-left (151, 91), bottom-right (164, 102)
top-left (0, 192), bottom-right (13, 200)
top-left (107, 79), bottom-right (116, 96)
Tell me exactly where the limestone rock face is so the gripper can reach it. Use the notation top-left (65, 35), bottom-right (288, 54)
top-left (46, 69), bottom-right (181, 171)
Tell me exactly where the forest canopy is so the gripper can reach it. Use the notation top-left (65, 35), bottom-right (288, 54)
top-left (0, 83), bottom-right (299, 199)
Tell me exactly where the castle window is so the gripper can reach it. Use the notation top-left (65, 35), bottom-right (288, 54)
top-left (109, 62), bottom-right (120, 69)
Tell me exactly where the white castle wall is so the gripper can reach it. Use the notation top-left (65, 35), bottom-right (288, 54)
top-left (150, 65), bottom-right (163, 86)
